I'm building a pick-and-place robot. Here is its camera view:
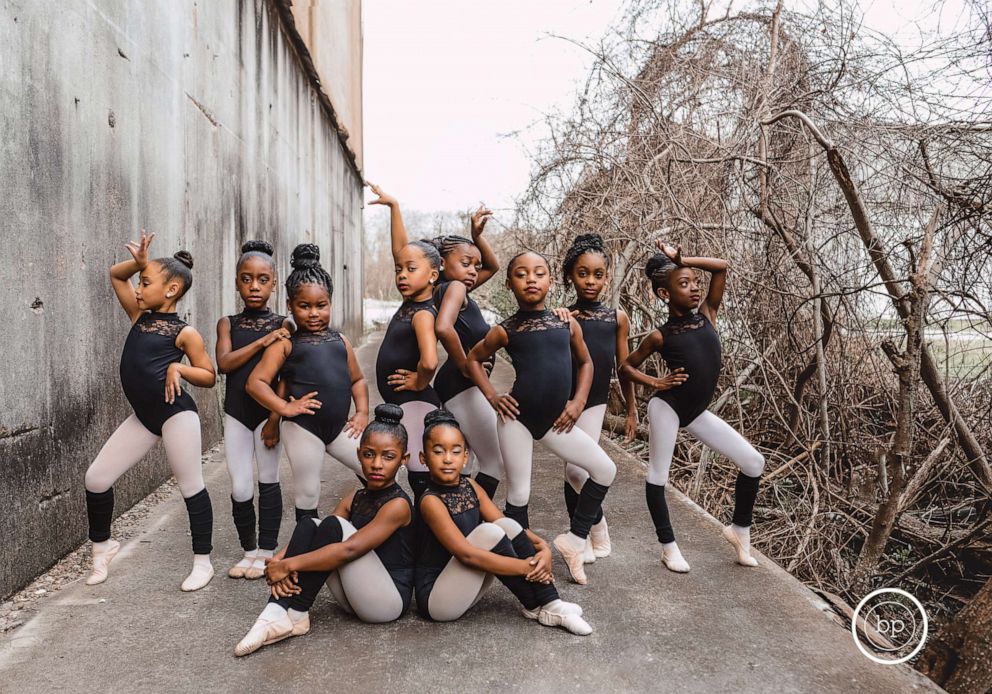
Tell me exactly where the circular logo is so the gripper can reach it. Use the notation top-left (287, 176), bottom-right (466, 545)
top-left (851, 588), bottom-right (928, 664)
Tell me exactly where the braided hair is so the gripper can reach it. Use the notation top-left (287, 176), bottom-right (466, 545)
top-left (154, 251), bottom-right (194, 298)
top-left (286, 243), bottom-right (333, 299)
top-left (362, 403), bottom-right (408, 451)
top-left (407, 240), bottom-right (442, 271)
top-left (562, 233), bottom-right (610, 285)
top-left (422, 408), bottom-right (463, 446)
top-left (427, 234), bottom-right (477, 282)
top-left (645, 253), bottom-right (678, 293)
top-left (505, 250), bottom-right (551, 278)
top-left (237, 240), bottom-right (275, 272)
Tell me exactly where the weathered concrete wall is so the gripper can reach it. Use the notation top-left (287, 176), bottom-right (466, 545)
top-left (0, 0), bottom-right (364, 597)
top-left (290, 0), bottom-right (364, 165)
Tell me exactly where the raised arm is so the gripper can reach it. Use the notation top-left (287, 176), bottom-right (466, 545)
top-left (657, 241), bottom-right (728, 324)
top-left (434, 281), bottom-right (470, 374)
top-left (367, 183), bottom-right (408, 262)
top-left (469, 205), bottom-right (500, 289)
top-left (420, 496), bottom-right (533, 577)
top-left (110, 230), bottom-right (155, 323)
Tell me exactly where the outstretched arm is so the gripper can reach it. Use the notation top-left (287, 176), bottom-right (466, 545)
top-left (367, 183), bottom-right (408, 262)
top-left (110, 230), bottom-right (154, 323)
top-left (469, 205), bottom-right (500, 288)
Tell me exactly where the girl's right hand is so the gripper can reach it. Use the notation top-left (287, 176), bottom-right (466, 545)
top-left (653, 368), bottom-right (689, 391)
top-left (470, 205), bottom-right (492, 237)
top-left (124, 229), bottom-right (155, 269)
top-left (260, 418), bottom-right (280, 448)
top-left (282, 392), bottom-right (322, 417)
top-left (366, 182), bottom-right (397, 207)
top-left (260, 328), bottom-right (291, 348)
top-left (487, 393), bottom-right (519, 421)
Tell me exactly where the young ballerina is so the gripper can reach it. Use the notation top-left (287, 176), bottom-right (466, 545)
top-left (84, 231), bottom-right (217, 591)
top-left (234, 404), bottom-right (415, 656)
top-left (368, 184), bottom-right (441, 498)
top-left (465, 251), bottom-right (617, 585)
top-left (431, 205), bottom-right (504, 498)
top-left (621, 242), bottom-right (765, 572)
top-left (415, 409), bottom-right (591, 634)
top-left (560, 234), bottom-right (638, 564)
top-left (247, 244), bottom-right (369, 522)
top-left (216, 240), bottom-right (291, 580)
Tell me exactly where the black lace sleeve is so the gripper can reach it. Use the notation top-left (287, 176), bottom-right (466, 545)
top-left (351, 485), bottom-right (412, 519)
top-left (422, 478), bottom-right (479, 515)
top-left (231, 313), bottom-right (284, 333)
top-left (571, 304), bottom-right (618, 324)
top-left (394, 299), bottom-right (437, 323)
top-left (662, 312), bottom-right (706, 336)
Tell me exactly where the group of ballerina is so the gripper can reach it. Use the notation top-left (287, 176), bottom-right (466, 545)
top-left (79, 183), bottom-right (765, 654)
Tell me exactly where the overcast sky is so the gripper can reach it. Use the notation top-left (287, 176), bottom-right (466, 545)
top-left (361, 0), bottom-right (975, 216)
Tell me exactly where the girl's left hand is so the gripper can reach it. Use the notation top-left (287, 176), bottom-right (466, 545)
top-left (656, 240), bottom-right (684, 265)
top-left (387, 369), bottom-right (420, 392)
top-left (164, 363), bottom-right (183, 404)
top-left (553, 400), bottom-right (582, 433)
top-left (344, 410), bottom-right (369, 439)
top-left (261, 418), bottom-right (280, 448)
top-left (552, 307), bottom-right (573, 323)
top-left (264, 558), bottom-right (292, 585)
top-left (624, 411), bottom-right (639, 442)
top-left (526, 548), bottom-right (554, 583)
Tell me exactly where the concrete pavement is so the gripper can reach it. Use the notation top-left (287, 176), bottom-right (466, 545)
top-left (0, 331), bottom-right (938, 693)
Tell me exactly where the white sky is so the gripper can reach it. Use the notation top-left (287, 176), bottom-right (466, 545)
top-left (361, 0), bottom-right (976, 215)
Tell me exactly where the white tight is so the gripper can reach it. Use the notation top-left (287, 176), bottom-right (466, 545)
top-left (425, 517), bottom-right (519, 622)
top-left (444, 387), bottom-right (505, 481)
top-left (563, 404), bottom-right (607, 494)
top-left (647, 398), bottom-right (765, 485)
top-left (324, 517), bottom-right (405, 623)
top-left (280, 421), bottom-right (363, 510)
top-left (84, 412), bottom-right (205, 498)
top-left (224, 415), bottom-right (281, 502)
top-left (497, 418), bottom-right (617, 508)
top-left (399, 400), bottom-right (438, 474)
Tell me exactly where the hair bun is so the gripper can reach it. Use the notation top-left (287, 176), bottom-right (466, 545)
top-left (373, 403), bottom-right (404, 426)
top-left (574, 233), bottom-right (605, 250)
top-left (423, 408), bottom-right (460, 429)
top-left (644, 252), bottom-right (675, 279)
top-left (173, 250), bottom-right (194, 269)
top-left (242, 240), bottom-right (274, 256)
top-left (290, 243), bottom-right (320, 269)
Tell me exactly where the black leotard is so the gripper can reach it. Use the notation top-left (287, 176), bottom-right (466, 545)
top-left (375, 299), bottom-right (441, 406)
top-left (653, 312), bottom-right (722, 426)
top-left (281, 328), bottom-right (352, 444)
top-left (569, 299), bottom-right (618, 409)
top-left (501, 309), bottom-right (572, 439)
top-left (119, 312), bottom-right (198, 436)
top-left (433, 281), bottom-right (493, 402)
top-left (224, 308), bottom-right (286, 430)
top-left (414, 477), bottom-right (558, 615)
top-left (350, 483), bottom-right (414, 612)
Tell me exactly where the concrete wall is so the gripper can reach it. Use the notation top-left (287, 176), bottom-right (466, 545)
top-left (290, 0), bottom-right (364, 166)
top-left (0, 0), bottom-right (364, 597)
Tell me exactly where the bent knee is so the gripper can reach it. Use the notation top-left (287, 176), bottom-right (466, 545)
top-left (467, 522), bottom-right (507, 549)
top-left (493, 517), bottom-right (523, 539)
top-left (591, 458), bottom-right (617, 486)
top-left (84, 467), bottom-right (110, 493)
top-left (741, 451), bottom-right (765, 478)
